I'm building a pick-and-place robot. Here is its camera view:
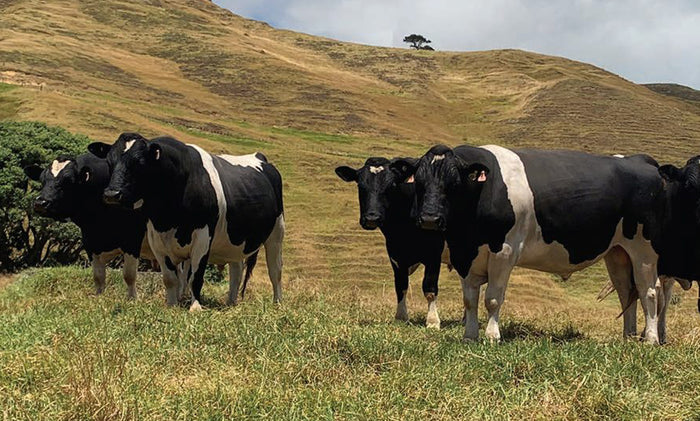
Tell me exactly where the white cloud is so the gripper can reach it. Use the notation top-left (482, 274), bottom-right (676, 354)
top-left (215, 0), bottom-right (700, 88)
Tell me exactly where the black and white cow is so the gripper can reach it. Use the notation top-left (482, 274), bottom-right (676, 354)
top-left (88, 133), bottom-right (284, 310)
top-left (392, 144), bottom-right (665, 344)
top-left (24, 153), bottom-right (152, 298)
top-left (336, 157), bottom-right (452, 328)
top-left (599, 156), bottom-right (700, 342)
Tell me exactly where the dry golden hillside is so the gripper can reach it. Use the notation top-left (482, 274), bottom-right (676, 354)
top-left (1, 0), bottom-right (699, 163)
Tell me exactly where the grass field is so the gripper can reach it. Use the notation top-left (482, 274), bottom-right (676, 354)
top-left (2, 0), bottom-right (700, 419)
top-left (1, 266), bottom-right (700, 420)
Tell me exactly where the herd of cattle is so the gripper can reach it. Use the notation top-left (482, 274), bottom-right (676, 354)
top-left (23, 133), bottom-right (700, 345)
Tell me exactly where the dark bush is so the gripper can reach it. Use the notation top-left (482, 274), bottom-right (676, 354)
top-left (0, 121), bottom-right (91, 272)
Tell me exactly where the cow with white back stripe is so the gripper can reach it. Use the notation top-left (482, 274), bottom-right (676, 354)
top-left (88, 133), bottom-right (284, 310)
top-left (24, 152), bottom-right (154, 298)
top-left (392, 144), bottom-right (665, 344)
top-left (335, 157), bottom-right (452, 329)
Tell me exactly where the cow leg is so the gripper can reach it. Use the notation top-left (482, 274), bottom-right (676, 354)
top-left (462, 273), bottom-right (487, 341)
top-left (123, 253), bottom-right (138, 299)
top-left (391, 263), bottom-right (410, 322)
top-left (264, 215), bottom-right (285, 303)
top-left (483, 249), bottom-right (515, 343)
top-left (423, 261), bottom-right (441, 329)
top-left (161, 256), bottom-right (181, 306)
top-left (657, 277), bottom-right (674, 344)
top-left (178, 260), bottom-right (192, 302)
top-left (603, 247), bottom-right (637, 338)
top-left (629, 253), bottom-right (660, 344)
top-left (227, 260), bottom-right (244, 306)
top-left (91, 253), bottom-right (107, 295)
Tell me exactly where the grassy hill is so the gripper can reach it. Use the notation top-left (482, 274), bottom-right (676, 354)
top-left (2, 0), bottom-right (700, 418)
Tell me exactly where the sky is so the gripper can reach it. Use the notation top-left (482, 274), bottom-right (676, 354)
top-left (214, 0), bottom-right (700, 89)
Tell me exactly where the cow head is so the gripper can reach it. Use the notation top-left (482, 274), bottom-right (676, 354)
top-left (24, 156), bottom-right (93, 220)
top-left (88, 132), bottom-right (155, 208)
top-left (390, 145), bottom-right (489, 231)
top-left (660, 156), bottom-right (700, 222)
top-left (335, 157), bottom-right (417, 230)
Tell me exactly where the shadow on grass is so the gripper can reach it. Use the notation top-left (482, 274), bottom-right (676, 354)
top-left (498, 319), bottom-right (586, 343)
top-left (371, 314), bottom-right (587, 343)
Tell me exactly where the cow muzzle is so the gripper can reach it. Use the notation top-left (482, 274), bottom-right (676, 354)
top-left (360, 213), bottom-right (383, 230)
top-left (419, 214), bottom-right (445, 231)
top-left (103, 189), bottom-right (123, 205)
top-left (33, 197), bottom-right (49, 215)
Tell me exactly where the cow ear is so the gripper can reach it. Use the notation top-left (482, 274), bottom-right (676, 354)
top-left (458, 159), bottom-right (490, 184)
top-left (335, 166), bottom-right (358, 182)
top-left (88, 142), bottom-right (111, 159)
top-left (148, 143), bottom-right (161, 161)
top-left (78, 166), bottom-right (91, 184)
top-left (659, 164), bottom-right (683, 182)
top-left (24, 164), bottom-right (43, 181)
top-left (389, 158), bottom-right (418, 181)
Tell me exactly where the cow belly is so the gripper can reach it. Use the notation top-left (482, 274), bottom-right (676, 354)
top-left (207, 220), bottom-right (258, 264)
top-left (515, 219), bottom-right (647, 275)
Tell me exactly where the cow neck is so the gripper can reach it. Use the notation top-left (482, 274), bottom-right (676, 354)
top-left (381, 183), bottom-right (416, 235)
top-left (69, 168), bottom-right (113, 227)
top-left (141, 142), bottom-right (189, 230)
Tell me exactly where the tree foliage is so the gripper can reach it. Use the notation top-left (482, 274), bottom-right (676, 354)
top-left (0, 121), bottom-right (91, 272)
top-left (403, 34), bottom-right (433, 50)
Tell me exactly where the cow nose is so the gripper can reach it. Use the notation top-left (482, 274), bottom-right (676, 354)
top-left (34, 197), bottom-right (49, 213)
top-left (103, 189), bottom-right (123, 205)
top-left (361, 213), bottom-right (382, 230)
top-left (419, 214), bottom-right (444, 231)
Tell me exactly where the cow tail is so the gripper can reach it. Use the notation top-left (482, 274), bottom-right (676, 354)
top-left (240, 251), bottom-right (259, 299)
top-left (596, 280), bottom-right (615, 301)
top-left (616, 274), bottom-right (639, 319)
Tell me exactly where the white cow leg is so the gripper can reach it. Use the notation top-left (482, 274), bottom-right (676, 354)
top-left (657, 277), bottom-right (674, 344)
top-left (264, 215), bottom-right (285, 303)
top-left (91, 254), bottom-right (107, 295)
top-left (227, 261), bottom-right (244, 306)
top-left (462, 274), bottom-right (484, 341)
top-left (423, 262), bottom-right (441, 329)
top-left (123, 253), bottom-right (138, 299)
top-left (178, 261), bottom-right (191, 302)
top-left (630, 256), bottom-right (659, 344)
top-left (603, 247), bottom-right (637, 338)
top-left (484, 251), bottom-right (514, 343)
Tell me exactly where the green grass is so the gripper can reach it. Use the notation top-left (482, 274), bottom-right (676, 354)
top-left (2, 267), bottom-right (700, 420)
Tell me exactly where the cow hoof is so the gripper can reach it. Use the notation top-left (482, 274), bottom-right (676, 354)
top-left (462, 335), bottom-right (479, 342)
top-left (189, 301), bottom-right (203, 312)
top-left (394, 312), bottom-right (409, 323)
top-left (426, 315), bottom-right (441, 330)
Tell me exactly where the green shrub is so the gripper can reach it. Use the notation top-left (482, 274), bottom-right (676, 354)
top-left (0, 121), bottom-right (92, 272)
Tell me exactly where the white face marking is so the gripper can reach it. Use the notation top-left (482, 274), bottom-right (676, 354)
top-left (50, 160), bottom-right (70, 177)
top-left (431, 154), bottom-right (445, 164)
top-left (124, 140), bottom-right (136, 153)
top-left (369, 166), bottom-right (384, 174)
top-left (218, 153), bottom-right (264, 172)
top-left (613, 154), bottom-right (625, 158)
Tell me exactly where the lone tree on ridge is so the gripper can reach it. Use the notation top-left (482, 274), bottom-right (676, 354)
top-left (403, 34), bottom-right (433, 50)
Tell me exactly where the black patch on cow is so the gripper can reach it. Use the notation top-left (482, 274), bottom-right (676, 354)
top-left (211, 155), bottom-right (283, 254)
top-left (411, 145), bottom-right (514, 278)
top-left (516, 149), bottom-right (664, 264)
